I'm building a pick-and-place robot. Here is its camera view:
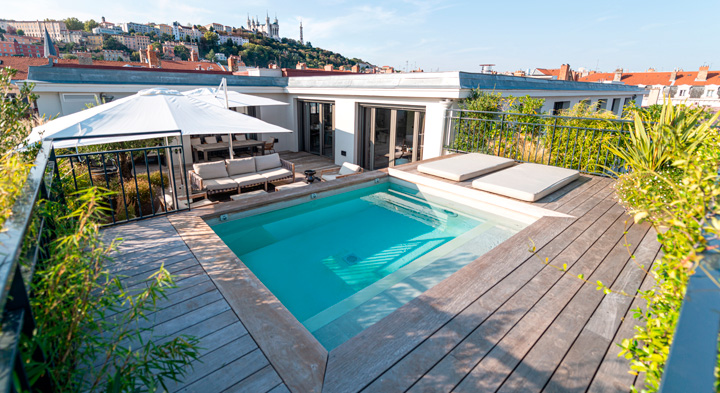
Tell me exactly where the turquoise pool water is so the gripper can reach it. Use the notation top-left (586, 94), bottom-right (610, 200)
top-left (212, 183), bottom-right (528, 350)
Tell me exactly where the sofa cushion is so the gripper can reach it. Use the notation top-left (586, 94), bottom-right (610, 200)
top-left (338, 162), bottom-right (362, 176)
top-left (226, 157), bottom-right (256, 176)
top-left (234, 134), bottom-right (246, 141)
top-left (258, 168), bottom-right (293, 182)
top-left (418, 153), bottom-right (515, 182)
top-left (220, 135), bottom-right (230, 143)
top-left (230, 173), bottom-right (265, 187)
top-left (321, 173), bottom-right (338, 181)
top-left (193, 161), bottom-right (228, 180)
top-left (471, 163), bottom-right (580, 202)
top-left (190, 137), bottom-right (202, 146)
top-left (203, 136), bottom-right (217, 144)
top-left (203, 177), bottom-right (237, 191)
top-left (255, 153), bottom-right (282, 171)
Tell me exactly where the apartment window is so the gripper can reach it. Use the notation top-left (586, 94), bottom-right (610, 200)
top-left (596, 99), bottom-right (608, 110)
top-left (552, 101), bottom-right (570, 115)
top-left (678, 90), bottom-right (686, 97)
top-left (611, 98), bottom-right (621, 114)
top-left (706, 89), bottom-right (715, 98)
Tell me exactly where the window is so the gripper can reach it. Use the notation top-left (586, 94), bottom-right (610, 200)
top-left (611, 98), bottom-right (621, 114)
top-left (597, 99), bottom-right (607, 110)
top-left (552, 101), bottom-right (570, 115)
top-left (679, 90), bottom-right (686, 97)
top-left (706, 89), bottom-right (715, 98)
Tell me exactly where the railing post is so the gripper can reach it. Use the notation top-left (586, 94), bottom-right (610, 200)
top-left (547, 117), bottom-right (558, 166)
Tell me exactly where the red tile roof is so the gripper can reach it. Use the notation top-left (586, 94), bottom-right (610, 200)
top-left (579, 70), bottom-right (720, 86)
top-left (1, 56), bottom-right (232, 80)
top-left (535, 68), bottom-right (560, 77)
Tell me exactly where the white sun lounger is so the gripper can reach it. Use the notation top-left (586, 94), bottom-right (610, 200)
top-left (471, 163), bottom-right (580, 202)
top-left (417, 153), bottom-right (516, 182)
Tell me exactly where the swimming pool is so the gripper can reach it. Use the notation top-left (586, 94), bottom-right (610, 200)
top-left (212, 181), bottom-right (531, 350)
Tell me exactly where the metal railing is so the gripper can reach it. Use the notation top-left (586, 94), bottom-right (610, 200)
top-left (0, 142), bottom-right (61, 392)
top-left (443, 109), bottom-right (632, 177)
top-left (55, 144), bottom-right (190, 227)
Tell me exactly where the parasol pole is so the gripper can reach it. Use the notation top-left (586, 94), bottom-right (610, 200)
top-left (220, 78), bottom-right (234, 159)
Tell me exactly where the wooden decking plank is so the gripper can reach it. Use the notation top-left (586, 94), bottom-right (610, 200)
top-left (446, 213), bottom-right (640, 393)
top-left (176, 349), bottom-right (269, 393)
top-left (124, 264), bottom-right (205, 291)
top-left (153, 310), bottom-right (240, 347)
top-left (223, 365), bottom-right (284, 393)
top-left (491, 221), bottom-right (649, 393)
top-left (399, 203), bottom-right (626, 393)
top-left (587, 245), bottom-right (661, 393)
top-left (110, 236), bottom-right (187, 256)
top-left (267, 384), bottom-right (292, 393)
top-left (167, 335), bottom-right (259, 392)
top-left (542, 228), bottom-right (661, 392)
top-left (108, 248), bottom-right (191, 274)
top-left (108, 239), bottom-right (190, 265)
top-left (553, 177), bottom-right (615, 215)
top-left (323, 215), bottom-right (576, 393)
top-left (140, 290), bottom-right (224, 330)
top-left (362, 197), bottom-right (620, 392)
top-left (120, 256), bottom-right (198, 287)
top-left (534, 175), bottom-right (596, 206)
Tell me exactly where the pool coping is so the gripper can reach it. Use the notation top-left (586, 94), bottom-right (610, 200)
top-left (168, 170), bottom-right (577, 393)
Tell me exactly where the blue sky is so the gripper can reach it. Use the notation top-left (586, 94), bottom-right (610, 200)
top-left (6, 0), bottom-right (719, 73)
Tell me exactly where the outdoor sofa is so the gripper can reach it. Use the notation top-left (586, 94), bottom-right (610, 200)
top-left (189, 153), bottom-right (295, 195)
top-left (319, 162), bottom-right (363, 181)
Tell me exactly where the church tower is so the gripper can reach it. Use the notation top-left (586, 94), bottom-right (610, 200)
top-left (299, 20), bottom-right (303, 45)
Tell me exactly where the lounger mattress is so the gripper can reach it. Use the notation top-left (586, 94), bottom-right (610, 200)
top-left (417, 153), bottom-right (515, 181)
top-left (471, 163), bottom-right (580, 202)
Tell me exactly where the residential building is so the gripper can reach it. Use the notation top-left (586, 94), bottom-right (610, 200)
top-left (3, 20), bottom-right (67, 42)
top-left (156, 24), bottom-right (173, 36)
top-left (92, 26), bottom-right (123, 35)
top-left (120, 22), bottom-right (159, 35)
top-left (580, 66), bottom-right (720, 109)
top-left (2, 34), bottom-right (41, 45)
top-left (86, 35), bottom-right (103, 49)
top-left (246, 14), bottom-right (280, 40)
top-left (171, 22), bottom-right (203, 42)
top-left (17, 63), bottom-right (644, 168)
top-left (214, 53), bottom-right (227, 61)
top-left (204, 23), bottom-right (225, 32)
top-left (98, 17), bottom-right (115, 29)
top-left (60, 30), bottom-right (84, 44)
top-left (116, 35), bottom-right (151, 51)
top-left (161, 41), bottom-right (199, 58)
top-left (220, 35), bottom-right (249, 46)
top-left (102, 50), bottom-right (129, 61)
top-left (0, 39), bottom-right (45, 57)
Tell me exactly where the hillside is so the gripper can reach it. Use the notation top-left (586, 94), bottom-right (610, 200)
top-left (200, 31), bottom-right (368, 69)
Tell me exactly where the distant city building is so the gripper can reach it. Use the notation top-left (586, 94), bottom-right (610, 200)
top-left (580, 66), bottom-right (720, 109)
top-left (219, 35), bottom-right (248, 46)
top-left (171, 22), bottom-right (202, 42)
top-left (2, 34), bottom-right (41, 45)
top-left (86, 35), bottom-right (103, 49)
top-left (0, 39), bottom-right (44, 57)
top-left (98, 17), bottom-right (115, 29)
top-left (60, 30), bottom-right (84, 44)
top-left (120, 22), bottom-right (159, 35)
top-left (116, 35), bottom-right (151, 51)
top-left (102, 49), bottom-right (129, 61)
top-left (214, 53), bottom-right (227, 61)
top-left (1, 20), bottom-right (67, 42)
top-left (204, 23), bottom-right (232, 33)
top-left (92, 26), bottom-right (122, 35)
top-left (161, 41), bottom-right (198, 58)
top-left (246, 14), bottom-right (279, 40)
top-left (155, 24), bottom-right (173, 36)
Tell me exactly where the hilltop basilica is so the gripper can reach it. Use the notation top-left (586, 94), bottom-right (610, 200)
top-left (246, 14), bottom-right (280, 40)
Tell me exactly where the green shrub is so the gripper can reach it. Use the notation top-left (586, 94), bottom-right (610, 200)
top-left (609, 101), bottom-right (720, 392)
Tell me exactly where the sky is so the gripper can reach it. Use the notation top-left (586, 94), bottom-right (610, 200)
top-left (4, 0), bottom-right (719, 73)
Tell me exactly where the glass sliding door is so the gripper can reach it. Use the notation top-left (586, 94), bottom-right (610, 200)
top-left (300, 100), bottom-right (334, 159)
top-left (360, 106), bottom-right (425, 170)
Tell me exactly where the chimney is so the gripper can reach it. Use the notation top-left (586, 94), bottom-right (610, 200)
top-left (190, 49), bottom-right (198, 62)
top-left (613, 68), bottom-right (623, 82)
top-left (146, 45), bottom-right (161, 68)
top-left (558, 64), bottom-right (571, 81)
top-left (296, 62), bottom-right (306, 70)
top-left (670, 70), bottom-right (677, 82)
top-left (77, 52), bottom-right (93, 65)
top-left (647, 67), bottom-right (655, 72)
top-left (696, 65), bottom-right (709, 82)
top-left (351, 64), bottom-right (360, 73)
top-left (324, 64), bottom-right (334, 71)
top-left (227, 55), bottom-right (244, 71)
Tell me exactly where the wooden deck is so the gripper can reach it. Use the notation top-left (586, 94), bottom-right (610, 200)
top-left (101, 156), bottom-right (660, 393)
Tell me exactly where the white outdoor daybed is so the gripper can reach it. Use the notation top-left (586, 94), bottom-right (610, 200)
top-left (471, 163), bottom-right (580, 202)
top-left (417, 153), bottom-right (515, 182)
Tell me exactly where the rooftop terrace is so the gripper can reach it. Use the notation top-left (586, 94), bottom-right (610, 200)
top-left (99, 160), bottom-right (658, 393)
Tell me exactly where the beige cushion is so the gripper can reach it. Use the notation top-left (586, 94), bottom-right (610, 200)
top-left (190, 137), bottom-right (202, 146)
top-left (226, 157), bottom-right (256, 176)
top-left (193, 161), bottom-right (228, 180)
top-left (258, 168), bottom-right (293, 182)
top-left (322, 173), bottom-right (338, 181)
top-left (235, 134), bottom-right (246, 141)
top-left (203, 136), bottom-right (217, 144)
top-left (220, 135), bottom-right (230, 143)
top-left (338, 162), bottom-right (362, 176)
top-left (418, 153), bottom-right (515, 181)
top-left (203, 177), bottom-right (237, 191)
top-left (471, 163), bottom-right (580, 202)
top-left (255, 153), bottom-right (281, 171)
top-left (230, 173), bottom-right (265, 187)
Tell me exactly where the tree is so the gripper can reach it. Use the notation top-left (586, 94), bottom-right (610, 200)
top-left (84, 19), bottom-right (98, 32)
top-left (63, 17), bottom-right (83, 31)
top-left (205, 49), bottom-right (215, 61)
top-left (174, 45), bottom-right (189, 60)
top-left (16, 29), bottom-right (24, 36)
top-left (203, 31), bottom-right (219, 45)
top-left (102, 36), bottom-right (129, 52)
